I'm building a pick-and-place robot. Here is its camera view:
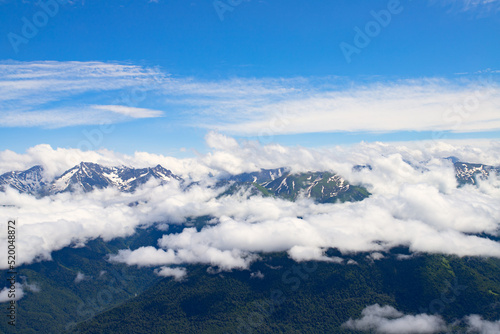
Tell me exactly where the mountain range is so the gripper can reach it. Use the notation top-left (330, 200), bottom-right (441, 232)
top-left (0, 162), bottom-right (180, 196)
top-left (0, 159), bottom-right (498, 201)
top-left (1, 159), bottom-right (499, 333)
top-left (0, 163), bottom-right (370, 203)
top-left (223, 169), bottom-right (370, 203)
top-left (454, 161), bottom-right (500, 186)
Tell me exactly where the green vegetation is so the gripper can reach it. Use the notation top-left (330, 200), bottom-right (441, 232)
top-left (0, 223), bottom-right (498, 333)
top-left (0, 228), bottom-right (164, 334)
top-left (71, 252), bottom-right (500, 334)
top-left (220, 171), bottom-right (371, 204)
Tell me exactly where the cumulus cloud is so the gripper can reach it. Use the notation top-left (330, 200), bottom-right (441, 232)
top-left (288, 246), bottom-right (343, 263)
top-left (155, 267), bottom-right (187, 281)
top-left (0, 144), bottom-right (210, 181)
top-left (110, 243), bottom-right (256, 271)
top-left (74, 272), bottom-right (88, 284)
top-left (0, 136), bottom-right (499, 274)
top-left (343, 305), bottom-right (500, 334)
top-left (465, 315), bottom-right (500, 333)
top-left (342, 304), bottom-right (447, 333)
top-left (114, 182), bottom-right (500, 270)
top-left (0, 283), bottom-right (24, 303)
top-left (250, 271), bottom-right (264, 279)
top-left (0, 278), bottom-right (40, 303)
top-left (368, 252), bottom-right (385, 261)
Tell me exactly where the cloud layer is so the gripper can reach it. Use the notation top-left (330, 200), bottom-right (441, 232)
top-left (343, 304), bottom-right (500, 334)
top-left (0, 135), bottom-right (499, 273)
top-left (0, 61), bottom-right (499, 136)
top-left (342, 304), bottom-right (447, 333)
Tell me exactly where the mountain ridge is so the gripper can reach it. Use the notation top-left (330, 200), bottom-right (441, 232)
top-left (0, 162), bottom-right (180, 196)
top-left (1, 159), bottom-right (498, 201)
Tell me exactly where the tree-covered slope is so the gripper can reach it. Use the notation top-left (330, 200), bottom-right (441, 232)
top-left (72, 252), bottom-right (500, 334)
top-left (222, 169), bottom-right (371, 204)
top-left (0, 227), bottom-right (168, 334)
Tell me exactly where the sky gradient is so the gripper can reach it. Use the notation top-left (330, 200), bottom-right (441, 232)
top-left (0, 0), bottom-right (499, 155)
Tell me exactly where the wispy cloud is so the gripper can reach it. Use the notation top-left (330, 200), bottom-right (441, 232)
top-left (0, 61), bottom-right (499, 135)
top-left (0, 61), bottom-right (166, 127)
top-left (429, 0), bottom-right (500, 15)
top-left (208, 80), bottom-right (500, 135)
top-left (92, 105), bottom-right (164, 118)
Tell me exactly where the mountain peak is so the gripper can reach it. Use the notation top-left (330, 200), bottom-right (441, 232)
top-left (0, 164), bottom-right (46, 195)
top-left (0, 162), bottom-right (181, 195)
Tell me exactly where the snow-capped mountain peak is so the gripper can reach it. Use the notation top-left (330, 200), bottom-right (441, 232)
top-left (0, 162), bottom-right (181, 195)
top-left (0, 165), bottom-right (46, 195)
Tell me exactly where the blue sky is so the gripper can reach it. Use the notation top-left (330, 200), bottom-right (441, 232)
top-left (0, 0), bottom-right (499, 156)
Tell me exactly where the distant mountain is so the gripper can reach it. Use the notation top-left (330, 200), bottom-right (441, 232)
top-left (224, 168), bottom-right (370, 203)
top-left (0, 163), bottom-right (181, 195)
top-left (351, 159), bottom-right (500, 187)
top-left (229, 167), bottom-right (288, 184)
top-left (454, 161), bottom-right (500, 186)
top-left (261, 171), bottom-right (369, 203)
top-left (1, 160), bottom-right (498, 197)
top-left (0, 165), bottom-right (46, 195)
top-left (49, 162), bottom-right (181, 194)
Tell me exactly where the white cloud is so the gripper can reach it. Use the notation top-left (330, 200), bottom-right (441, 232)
top-left (0, 283), bottom-right (24, 303)
top-left (0, 278), bottom-right (40, 303)
top-left (0, 61), bottom-right (166, 128)
top-left (92, 105), bottom-right (164, 118)
top-left (0, 107), bottom-right (122, 128)
top-left (0, 137), bottom-right (499, 273)
top-left (110, 243), bottom-right (256, 271)
top-left (20, 276), bottom-right (40, 293)
top-left (343, 305), bottom-right (500, 334)
top-left (74, 271), bottom-right (87, 283)
top-left (155, 267), bottom-right (187, 281)
top-left (368, 252), bottom-right (385, 261)
top-left (250, 270), bottom-right (264, 279)
top-left (465, 315), bottom-right (500, 334)
top-left (342, 304), bottom-right (447, 333)
top-left (0, 144), bottom-right (209, 181)
top-left (430, 0), bottom-right (500, 14)
top-left (212, 81), bottom-right (500, 135)
top-left (288, 245), bottom-right (343, 263)
top-left (1, 61), bottom-right (498, 135)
